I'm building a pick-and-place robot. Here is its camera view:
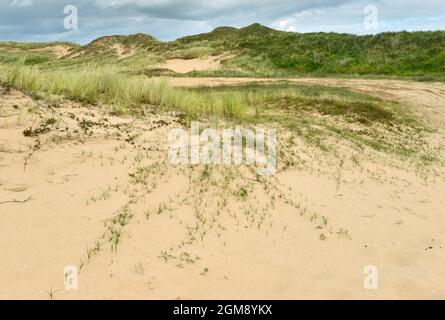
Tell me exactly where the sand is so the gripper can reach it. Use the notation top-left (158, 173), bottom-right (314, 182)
top-left (111, 44), bottom-right (134, 60)
top-left (0, 78), bottom-right (444, 300)
top-left (159, 57), bottom-right (221, 73)
top-left (31, 45), bottom-right (74, 59)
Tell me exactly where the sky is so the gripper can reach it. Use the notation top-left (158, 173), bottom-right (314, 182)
top-left (0, 0), bottom-right (444, 44)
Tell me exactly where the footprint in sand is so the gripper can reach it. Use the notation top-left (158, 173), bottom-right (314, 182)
top-left (0, 143), bottom-right (28, 154)
top-left (146, 276), bottom-right (157, 290)
top-left (3, 183), bottom-right (29, 193)
top-left (0, 155), bottom-right (14, 167)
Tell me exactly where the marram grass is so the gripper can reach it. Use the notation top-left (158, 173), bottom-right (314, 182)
top-left (1, 60), bottom-right (248, 120)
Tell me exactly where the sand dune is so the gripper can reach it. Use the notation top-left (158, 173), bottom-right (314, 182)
top-left (0, 79), bottom-right (444, 299)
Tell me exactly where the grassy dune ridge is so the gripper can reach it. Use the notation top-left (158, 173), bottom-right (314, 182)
top-left (0, 60), bottom-right (414, 123)
top-left (1, 24), bottom-right (445, 79)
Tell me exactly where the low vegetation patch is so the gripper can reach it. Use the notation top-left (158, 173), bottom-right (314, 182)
top-left (187, 83), bottom-right (438, 165)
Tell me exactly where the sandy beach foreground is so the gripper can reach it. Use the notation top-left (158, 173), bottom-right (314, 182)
top-left (0, 78), bottom-right (444, 299)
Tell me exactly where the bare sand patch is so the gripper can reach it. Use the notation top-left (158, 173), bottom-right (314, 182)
top-left (159, 57), bottom-right (221, 73)
top-left (111, 44), bottom-right (134, 60)
top-left (31, 45), bottom-right (74, 59)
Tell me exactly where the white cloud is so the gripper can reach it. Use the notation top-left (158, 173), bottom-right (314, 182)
top-left (273, 17), bottom-right (298, 32)
top-left (10, 0), bottom-right (33, 7)
top-left (0, 0), bottom-right (444, 43)
top-left (272, 0), bottom-right (445, 34)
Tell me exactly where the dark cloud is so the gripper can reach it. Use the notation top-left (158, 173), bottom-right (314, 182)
top-left (0, 0), bottom-right (444, 44)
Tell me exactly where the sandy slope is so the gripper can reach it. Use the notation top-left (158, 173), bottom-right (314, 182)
top-left (30, 45), bottom-right (74, 59)
top-left (159, 57), bottom-right (222, 73)
top-left (0, 79), bottom-right (444, 300)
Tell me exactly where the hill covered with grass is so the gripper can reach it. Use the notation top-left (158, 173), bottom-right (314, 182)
top-left (1, 23), bottom-right (445, 79)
